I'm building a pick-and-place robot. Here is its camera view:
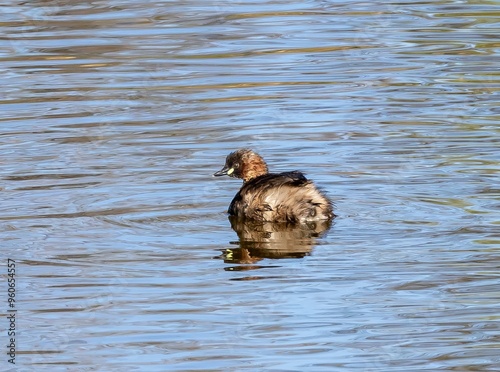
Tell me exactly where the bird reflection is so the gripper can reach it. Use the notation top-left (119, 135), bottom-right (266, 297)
top-left (218, 216), bottom-right (332, 266)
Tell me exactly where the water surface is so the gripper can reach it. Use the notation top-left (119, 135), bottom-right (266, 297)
top-left (1, 0), bottom-right (499, 371)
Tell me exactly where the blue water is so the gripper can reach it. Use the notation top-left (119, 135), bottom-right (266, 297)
top-left (1, 0), bottom-right (499, 371)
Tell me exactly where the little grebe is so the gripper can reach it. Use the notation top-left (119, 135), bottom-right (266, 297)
top-left (213, 149), bottom-right (334, 223)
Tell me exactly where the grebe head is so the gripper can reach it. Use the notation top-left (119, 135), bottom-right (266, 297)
top-left (213, 148), bottom-right (268, 182)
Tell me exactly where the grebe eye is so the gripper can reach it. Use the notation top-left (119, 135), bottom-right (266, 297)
top-left (233, 163), bottom-right (240, 168)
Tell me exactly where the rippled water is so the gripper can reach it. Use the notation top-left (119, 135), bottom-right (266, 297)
top-left (1, 0), bottom-right (499, 371)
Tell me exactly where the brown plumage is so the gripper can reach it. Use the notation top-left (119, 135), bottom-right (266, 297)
top-left (213, 149), bottom-right (335, 223)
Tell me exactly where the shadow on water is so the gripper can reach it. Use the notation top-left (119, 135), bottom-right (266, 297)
top-left (216, 215), bottom-right (333, 270)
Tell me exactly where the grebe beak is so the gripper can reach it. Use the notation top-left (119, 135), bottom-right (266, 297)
top-left (213, 166), bottom-right (233, 177)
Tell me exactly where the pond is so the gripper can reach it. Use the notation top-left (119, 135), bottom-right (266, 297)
top-left (1, 0), bottom-right (499, 371)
